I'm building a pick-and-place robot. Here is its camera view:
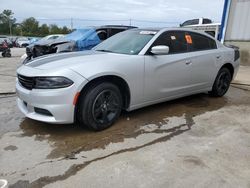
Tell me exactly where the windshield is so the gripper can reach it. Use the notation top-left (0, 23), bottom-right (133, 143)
top-left (94, 30), bottom-right (156, 55)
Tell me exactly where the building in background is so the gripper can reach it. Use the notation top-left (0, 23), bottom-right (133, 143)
top-left (220, 0), bottom-right (250, 66)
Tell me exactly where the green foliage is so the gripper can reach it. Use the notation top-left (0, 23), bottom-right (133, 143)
top-left (22, 17), bottom-right (39, 36)
top-left (0, 9), bottom-right (16, 35)
top-left (39, 24), bottom-right (50, 36)
top-left (0, 9), bottom-right (71, 37)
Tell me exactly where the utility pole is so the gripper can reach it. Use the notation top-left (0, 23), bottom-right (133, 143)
top-left (70, 18), bottom-right (73, 30)
top-left (9, 21), bottom-right (12, 36)
top-left (129, 19), bottom-right (132, 26)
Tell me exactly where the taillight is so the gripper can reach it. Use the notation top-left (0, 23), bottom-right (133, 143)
top-left (225, 44), bottom-right (240, 62)
top-left (234, 48), bottom-right (240, 61)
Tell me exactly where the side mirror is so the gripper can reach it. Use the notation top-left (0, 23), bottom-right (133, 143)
top-left (151, 45), bottom-right (169, 55)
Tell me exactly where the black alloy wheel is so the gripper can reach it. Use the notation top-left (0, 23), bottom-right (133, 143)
top-left (92, 89), bottom-right (121, 124)
top-left (77, 82), bottom-right (122, 131)
top-left (210, 68), bottom-right (232, 97)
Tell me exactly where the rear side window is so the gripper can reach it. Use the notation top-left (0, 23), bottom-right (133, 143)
top-left (181, 19), bottom-right (199, 26)
top-left (152, 31), bottom-right (188, 54)
top-left (188, 32), bottom-right (217, 51)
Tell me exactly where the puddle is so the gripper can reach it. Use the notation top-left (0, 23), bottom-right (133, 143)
top-left (16, 88), bottom-right (247, 159)
top-left (1, 87), bottom-right (250, 188)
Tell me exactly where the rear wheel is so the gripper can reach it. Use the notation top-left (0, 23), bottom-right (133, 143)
top-left (77, 82), bottom-right (122, 131)
top-left (210, 68), bottom-right (232, 97)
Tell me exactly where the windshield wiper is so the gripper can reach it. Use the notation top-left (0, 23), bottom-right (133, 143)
top-left (96, 49), bottom-right (114, 53)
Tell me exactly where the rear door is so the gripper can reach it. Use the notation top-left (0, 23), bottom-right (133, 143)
top-left (186, 32), bottom-right (219, 90)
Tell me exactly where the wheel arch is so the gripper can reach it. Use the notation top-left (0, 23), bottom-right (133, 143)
top-left (220, 63), bottom-right (234, 80)
top-left (76, 75), bottom-right (131, 111)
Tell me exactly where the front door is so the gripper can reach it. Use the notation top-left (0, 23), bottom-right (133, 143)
top-left (144, 31), bottom-right (193, 102)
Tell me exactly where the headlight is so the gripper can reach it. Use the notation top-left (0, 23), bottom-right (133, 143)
top-left (34, 77), bottom-right (73, 89)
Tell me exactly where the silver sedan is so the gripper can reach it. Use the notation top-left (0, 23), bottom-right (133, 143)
top-left (16, 28), bottom-right (240, 131)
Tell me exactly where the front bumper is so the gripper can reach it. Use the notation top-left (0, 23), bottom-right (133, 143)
top-left (17, 84), bottom-right (74, 124)
top-left (16, 71), bottom-right (87, 124)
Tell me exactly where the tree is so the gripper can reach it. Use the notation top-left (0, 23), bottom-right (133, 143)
top-left (49, 24), bottom-right (61, 34)
top-left (39, 24), bottom-right (49, 36)
top-left (22, 17), bottom-right (39, 36)
top-left (0, 9), bottom-right (16, 35)
top-left (0, 10), bottom-right (71, 36)
top-left (61, 26), bottom-right (71, 34)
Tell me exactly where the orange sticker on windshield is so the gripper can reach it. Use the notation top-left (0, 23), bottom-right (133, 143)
top-left (185, 35), bottom-right (192, 44)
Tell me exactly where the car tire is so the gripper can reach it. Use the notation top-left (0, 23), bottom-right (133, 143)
top-left (77, 82), bottom-right (122, 131)
top-left (210, 67), bottom-right (232, 97)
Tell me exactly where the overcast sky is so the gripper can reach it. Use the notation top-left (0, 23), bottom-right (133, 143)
top-left (1, 0), bottom-right (224, 28)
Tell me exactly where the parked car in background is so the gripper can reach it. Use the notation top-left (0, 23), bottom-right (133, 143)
top-left (17, 37), bottom-right (31, 48)
top-left (0, 36), bottom-right (13, 48)
top-left (180, 18), bottom-right (212, 27)
top-left (180, 18), bottom-right (221, 39)
top-left (16, 28), bottom-right (239, 131)
top-left (23, 25), bottom-right (136, 63)
top-left (29, 37), bottom-right (42, 44)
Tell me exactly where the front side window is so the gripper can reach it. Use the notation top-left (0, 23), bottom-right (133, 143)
top-left (96, 30), bottom-right (107, 41)
top-left (188, 32), bottom-right (217, 51)
top-left (152, 31), bottom-right (188, 54)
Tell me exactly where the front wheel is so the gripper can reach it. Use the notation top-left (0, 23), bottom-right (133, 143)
top-left (77, 82), bottom-right (122, 131)
top-left (210, 68), bottom-right (232, 97)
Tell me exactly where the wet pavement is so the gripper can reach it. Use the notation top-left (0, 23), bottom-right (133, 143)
top-left (0, 87), bottom-right (250, 188)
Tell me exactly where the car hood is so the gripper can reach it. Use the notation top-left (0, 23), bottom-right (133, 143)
top-left (24, 50), bottom-right (126, 71)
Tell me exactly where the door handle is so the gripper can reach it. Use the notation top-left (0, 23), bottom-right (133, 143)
top-left (185, 60), bottom-right (192, 65)
top-left (216, 55), bottom-right (221, 59)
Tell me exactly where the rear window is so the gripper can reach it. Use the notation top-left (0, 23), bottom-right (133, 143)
top-left (188, 32), bottom-right (217, 51)
top-left (202, 19), bottom-right (212, 24)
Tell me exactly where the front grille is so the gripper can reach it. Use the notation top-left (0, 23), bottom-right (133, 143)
top-left (18, 74), bottom-right (34, 90)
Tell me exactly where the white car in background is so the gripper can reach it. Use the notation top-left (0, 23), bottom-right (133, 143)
top-left (16, 28), bottom-right (240, 131)
top-left (17, 37), bottom-right (30, 48)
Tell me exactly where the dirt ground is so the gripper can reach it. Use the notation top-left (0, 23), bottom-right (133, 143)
top-left (0, 49), bottom-right (250, 188)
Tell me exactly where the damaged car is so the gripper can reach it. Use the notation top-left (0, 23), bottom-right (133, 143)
top-left (24, 25), bottom-right (136, 63)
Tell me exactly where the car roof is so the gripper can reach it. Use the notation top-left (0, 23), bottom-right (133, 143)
top-left (95, 25), bottom-right (137, 29)
top-left (131, 27), bottom-right (216, 39)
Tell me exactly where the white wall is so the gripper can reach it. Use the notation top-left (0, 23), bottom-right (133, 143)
top-left (225, 0), bottom-right (250, 41)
